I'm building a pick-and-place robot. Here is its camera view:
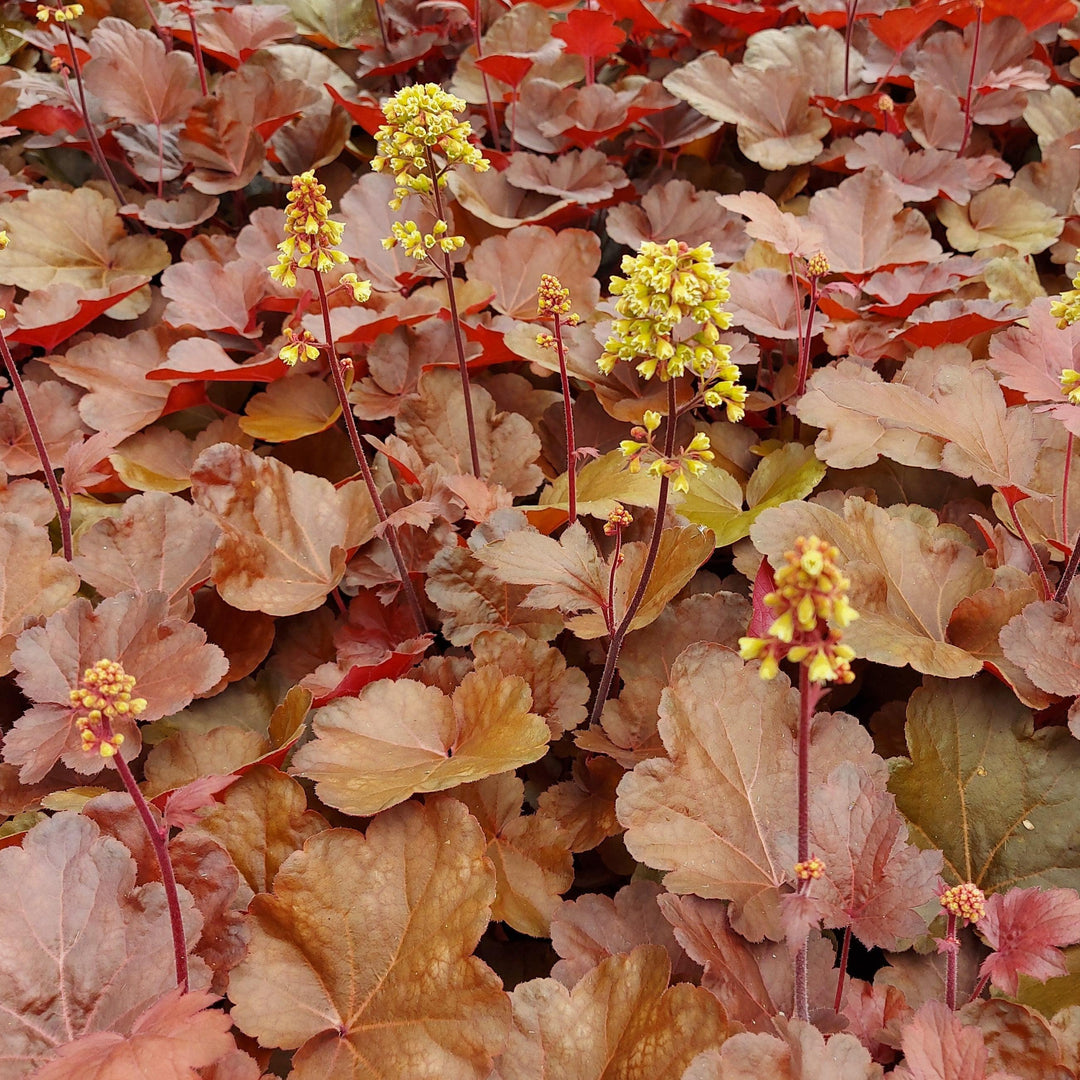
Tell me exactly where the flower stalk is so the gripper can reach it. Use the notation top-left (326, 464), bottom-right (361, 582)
top-left (938, 882), bottom-right (986, 1010)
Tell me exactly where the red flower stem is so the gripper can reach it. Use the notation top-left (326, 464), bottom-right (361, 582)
top-left (111, 751), bottom-right (188, 990)
top-left (312, 272), bottom-right (428, 636)
top-left (61, 23), bottom-right (127, 207)
top-left (1055, 531), bottom-right (1080, 602)
top-left (373, 0), bottom-right (390, 52)
top-left (968, 972), bottom-right (991, 1003)
top-left (185, 4), bottom-right (209, 97)
top-left (0, 328), bottom-right (72, 560)
top-left (426, 147), bottom-right (481, 477)
top-left (833, 924), bottom-right (853, 1012)
top-left (1006, 495), bottom-right (1052, 600)
top-left (795, 276), bottom-right (821, 399)
top-left (794, 661), bottom-right (813, 1022)
top-left (1063, 430), bottom-right (1074, 546)
top-left (588, 378), bottom-right (677, 727)
top-left (605, 527), bottom-right (622, 636)
top-left (958, 1), bottom-right (984, 156)
top-left (788, 254), bottom-right (805, 385)
top-left (471, 12), bottom-right (503, 154)
top-left (843, 0), bottom-right (859, 96)
top-left (553, 312), bottom-right (577, 524)
top-left (510, 90), bottom-right (519, 153)
top-left (945, 911), bottom-right (959, 1010)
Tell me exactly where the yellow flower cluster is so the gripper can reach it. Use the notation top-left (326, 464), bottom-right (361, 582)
top-left (619, 411), bottom-right (715, 494)
top-left (1051, 270), bottom-right (1080, 328)
top-left (598, 240), bottom-right (745, 421)
top-left (794, 857), bottom-right (825, 881)
top-left (739, 535), bottom-right (858, 684)
top-left (940, 882), bottom-right (986, 924)
top-left (269, 171), bottom-right (351, 288)
top-left (371, 83), bottom-right (490, 212)
top-left (36, 3), bottom-right (83, 22)
top-left (536, 274), bottom-right (581, 348)
top-left (279, 327), bottom-right (320, 367)
top-left (1062, 368), bottom-right (1080, 405)
top-left (382, 219), bottom-right (463, 261)
top-left (604, 502), bottom-right (633, 536)
top-left (69, 658), bottom-right (146, 759)
top-left (806, 251), bottom-right (830, 278)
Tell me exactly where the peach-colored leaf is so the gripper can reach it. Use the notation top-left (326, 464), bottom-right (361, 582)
top-left (492, 945), bottom-right (729, 1079)
top-left (465, 225), bottom-right (601, 319)
top-left (83, 18), bottom-right (200, 128)
top-left (192, 763), bottom-right (329, 898)
top-left (937, 183), bottom-right (1063, 256)
top-left (190, 444), bottom-right (376, 616)
top-left (535, 754), bottom-right (624, 854)
top-left (397, 368), bottom-right (543, 495)
top-left (0, 187), bottom-right (168, 309)
top-left (452, 773), bottom-right (574, 936)
top-left (751, 496), bottom-right (994, 677)
top-left (504, 148), bottom-right (629, 203)
top-left (999, 582), bottom-right (1080, 698)
top-left (290, 665), bottom-right (551, 816)
top-left (228, 799), bottom-right (511, 1078)
top-left (32, 987), bottom-right (235, 1080)
top-left (892, 1000), bottom-right (1008, 1080)
top-left (717, 191), bottom-right (823, 257)
top-left (0, 379), bottom-right (88, 477)
top-left (0, 512), bottom-right (79, 678)
top-left (617, 643), bottom-right (884, 941)
top-left (0, 813), bottom-right (204, 1077)
top-left (73, 491), bottom-right (219, 619)
top-left (5, 591), bottom-right (228, 784)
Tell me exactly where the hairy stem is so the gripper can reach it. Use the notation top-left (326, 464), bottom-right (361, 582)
top-left (185, 4), bottom-right (209, 96)
top-left (312, 273), bottom-right (428, 635)
top-left (588, 378), bottom-right (677, 727)
top-left (0, 328), bottom-right (72, 560)
top-left (958, 2), bottom-right (984, 156)
top-left (794, 662), bottom-right (813, 1023)
top-left (1006, 494), bottom-right (1052, 600)
top-left (471, 11), bottom-right (502, 154)
top-left (61, 23), bottom-right (127, 207)
top-left (1064, 431), bottom-right (1074, 547)
top-left (112, 752), bottom-right (188, 990)
top-left (945, 911), bottom-right (959, 1010)
top-left (968, 972), bottom-right (991, 1004)
top-left (1056, 531), bottom-right (1080, 603)
top-left (843, 0), bottom-right (859, 97)
top-left (553, 312), bottom-right (577, 524)
top-left (833, 924), bottom-right (853, 1012)
top-left (795, 275), bottom-right (821, 399)
top-left (426, 147), bottom-right (481, 476)
top-left (605, 527), bottom-right (622, 637)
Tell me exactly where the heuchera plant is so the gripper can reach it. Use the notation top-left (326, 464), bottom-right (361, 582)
top-left (9, 0), bottom-right (1080, 1076)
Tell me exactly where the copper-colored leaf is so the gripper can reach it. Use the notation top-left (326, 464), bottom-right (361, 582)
top-left (493, 945), bottom-right (728, 1079)
top-left (0, 813), bottom-right (204, 1076)
top-left (999, 579), bottom-right (1080, 698)
top-left (190, 444), bottom-right (376, 616)
top-left (452, 773), bottom-right (574, 936)
top-left (228, 799), bottom-right (511, 1079)
top-left (290, 665), bottom-right (551, 816)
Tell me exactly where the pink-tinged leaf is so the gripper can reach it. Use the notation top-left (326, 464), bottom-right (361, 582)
top-left (228, 800), bottom-right (510, 1078)
top-left (617, 643), bottom-right (885, 941)
top-left (166, 4), bottom-right (297, 67)
top-left (161, 775), bottom-right (240, 832)
top-left (809, 762), bottom-right (943, 950)
top-left (31, 987), bottom-right (235, 1080)
top-left (83, 18), bottom-right (200, 128)
top-left (8, 277), bottom-right (147, 351)
top-left (550, 881), bottom-right (700, 988)
top-left (999, 580), bottom-right (1080, 699)
top-left (988, 297), bottom-right (1080, 405)
top-left (977, 887), bottom-right (1080, 995)
top-left (895, 299), bottom-right (1016, 348)
top-left (0, 813), bottom-right (205, 1076)
top-left (190, 444), bottom-right (377, 616)
top-left (892, 1000), bottom-right (1015, 1080)
top-left (862, 257), bottom-right (985, 319)
top-left (5, 591), bottom-right (228, 784)
top-left (0, 379), bottom-right (87, 477)
top-left (717, 191), bottom-right (824, 257)
top-left (728, 268), bottom-right (831, 340)
top-left (493, 946), bottom-right (728, 1080)
top-left (59, 430), bottom-right (121, 501)
top-left (150, 337), bottom-right (287, 385)
top-left (504, 148), bottom-right (629, 204)
top-left (161, 256), bottom-right (267, 337)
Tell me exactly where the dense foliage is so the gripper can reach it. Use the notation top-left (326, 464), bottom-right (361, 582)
top-left (4, 0), bottom-right (1080, 1076)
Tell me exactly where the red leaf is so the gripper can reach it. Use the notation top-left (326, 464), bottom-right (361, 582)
top-left (552, 9), bottom-right (627, 61)
top-left (976, 887), bottom-right (1080, 996)
top-left (8, 279), bottom-right (146, 351)
top-left (474, 53), bottom-right (535, 89)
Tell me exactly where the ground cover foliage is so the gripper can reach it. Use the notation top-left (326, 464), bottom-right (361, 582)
top-left (9, 0), bottom-right (1080, 1076)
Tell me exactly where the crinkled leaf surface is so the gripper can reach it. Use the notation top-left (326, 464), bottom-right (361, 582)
top-left (228, 799), bottom-right (511, 1080)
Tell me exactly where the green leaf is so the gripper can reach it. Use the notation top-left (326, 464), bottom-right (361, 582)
top-left (889, 677), bottom-right (1080, 895)
top-left (537, 449), bottom-right (662, 518)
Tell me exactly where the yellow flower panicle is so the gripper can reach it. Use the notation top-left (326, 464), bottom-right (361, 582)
top-left (940, 882), bottom-right (986, 924)
top-left (794, 857), bottom-right (825, 881)
top-left (1052, 271), bottom-right (1080, 329)
top-left (1062, 368), bottom-right (1080, 405)
top-left (739, 535), bottom-right (858, 684)
top-left (69, 658), bottom-right (147, 759)
top-left (279, 327), bottom-right (321, 367)
top-left (536, 274), bottom-right (581, 348)
top-left (604, 502), bottom-right (633, 536)
top-left (371, 83), bottom-right (490, 211)
top-left (36, 3), bottom-right (83, 22)
top-left (598, 239), bottom-right (745, 422)
top-left (269, 171), bottom-right (354, 289)
top-left (806, 251), bottom-right (830, 278)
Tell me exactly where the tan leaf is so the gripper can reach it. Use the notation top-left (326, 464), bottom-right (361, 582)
top-left (938, 182), bottom-right (1063, 255)
top-left (228, 799), bottom-right (511, 1078)
top-left (238, 374), bottom-right (341, 443)
top-left (291, 665), bottom-right (550, 816)
top-left (190, 444), bottom-right (374, 616)
top-left (0, 187), bottom-right (168, 315)
top-left (453, 773), bottom-right (574, 936)
top-left (397, 369), bottom-right (543, 496)
top-left (999, 578), bottom-right (1080, 698)
top-left (751, 497), bottom-right (993, 677)
top-left (492, 946), bottom-right (729, 1080)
